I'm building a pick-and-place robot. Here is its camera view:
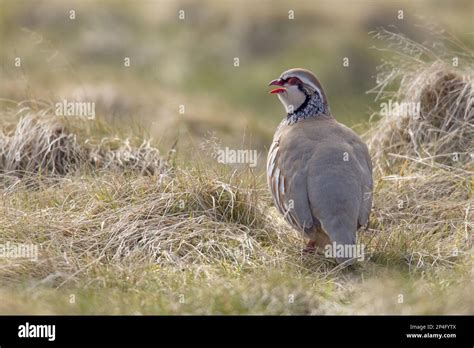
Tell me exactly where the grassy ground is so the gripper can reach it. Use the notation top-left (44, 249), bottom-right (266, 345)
top-left (0, 160), bottom-right (471, 314)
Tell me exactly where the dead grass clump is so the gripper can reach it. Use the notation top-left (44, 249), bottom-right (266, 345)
top-left (0, 168), bottom-right (302, 286)
top-left (97, 169), bottom-right (281, 266)
top-left (0, 113), bottom-right (85, 176)
top-left (87, 137), bottom-right (168, 175)
top-left (367, 29), bottom-right (473, 173)
top-left (0, 104), bottom-right (168, 176)
top-left (361, 29), bottom-right (473, 272)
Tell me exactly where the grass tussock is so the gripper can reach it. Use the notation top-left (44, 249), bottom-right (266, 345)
top-left (361, 28), bottom-right (473, 276)
top-left (367, 28), bottom-right (473, 171)
top-left (0, 101), bottom-right (168, 177)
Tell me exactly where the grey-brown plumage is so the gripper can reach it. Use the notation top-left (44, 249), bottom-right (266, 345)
top-left (267, 68), bottom-right (373, 263)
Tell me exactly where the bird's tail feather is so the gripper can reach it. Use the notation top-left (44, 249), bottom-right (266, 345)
top-left (320, 217), bottom-right (359, 264)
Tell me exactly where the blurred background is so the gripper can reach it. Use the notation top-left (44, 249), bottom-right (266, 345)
top-left (1, 0), bottom-right (473, 162)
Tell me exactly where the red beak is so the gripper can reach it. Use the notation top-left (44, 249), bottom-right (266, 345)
top-left (268, 79), bottom-right (286, 94)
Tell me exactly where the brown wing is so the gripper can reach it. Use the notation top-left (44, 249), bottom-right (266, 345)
top-left (267, 125), bottom-right (316, 235)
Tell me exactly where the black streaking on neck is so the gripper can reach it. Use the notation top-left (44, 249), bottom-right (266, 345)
top-left (285, 92), bottom-right (329, 125)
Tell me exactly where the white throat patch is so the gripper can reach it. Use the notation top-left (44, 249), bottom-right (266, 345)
top-left (277, 85), bottom-right (306, 114)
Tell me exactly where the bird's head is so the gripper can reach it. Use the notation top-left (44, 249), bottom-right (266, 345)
top-left (268, 68), bottom-right (328, 115)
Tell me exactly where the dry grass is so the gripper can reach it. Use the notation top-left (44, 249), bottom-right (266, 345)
top-left (367, 28), bottom-right (473, 172)
top-left (360, 28), bottom-right (473, 281)
top-left (0, 100), bottom-right (168, 177)
top-left (0, 163), bottom-right (342, 284)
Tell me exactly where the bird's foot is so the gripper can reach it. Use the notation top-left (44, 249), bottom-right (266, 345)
top-left (303, 240), bottom-right (317, 253)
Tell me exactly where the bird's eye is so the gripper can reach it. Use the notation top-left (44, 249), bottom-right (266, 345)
top-left (287, 77), bottom-right (300, 85)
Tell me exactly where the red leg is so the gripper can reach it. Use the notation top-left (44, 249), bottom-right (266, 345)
top-left (303, 240), bottom-right (317, 253)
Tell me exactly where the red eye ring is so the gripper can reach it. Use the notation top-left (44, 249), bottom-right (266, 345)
top-left (287, 77), bottom-right (300, 85)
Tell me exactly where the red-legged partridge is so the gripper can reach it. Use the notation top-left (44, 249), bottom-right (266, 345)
top-left (267, 68), bottom-right (373, 263)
